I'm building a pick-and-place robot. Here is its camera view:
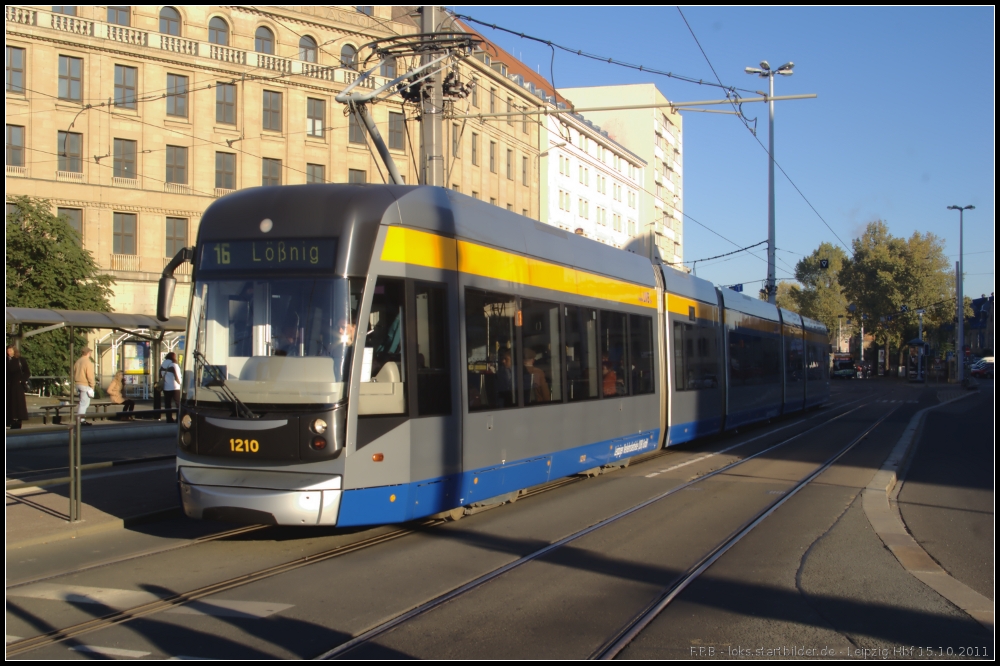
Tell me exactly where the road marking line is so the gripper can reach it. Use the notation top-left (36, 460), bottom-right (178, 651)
top-left (71, 645), bottom-right (151, 658)
top-left (9, 584), bottom-right (292, 619)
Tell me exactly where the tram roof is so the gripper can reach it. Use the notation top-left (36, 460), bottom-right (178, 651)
top-left (199, 185), bottom-right (657, 288)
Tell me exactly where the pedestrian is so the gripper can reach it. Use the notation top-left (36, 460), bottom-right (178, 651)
top-left (6, 345), bottom-right (30, 429)
top-left (107, 370), bottom-right (136, 420)
top-left (74, 346), bottom-right (95, 425)
top-left (160, 352), bottom-right (181, 423)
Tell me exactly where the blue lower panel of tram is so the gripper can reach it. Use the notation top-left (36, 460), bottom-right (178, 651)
top-left (668, 417), bottom-right (723, 446)
top-left (337, 428), bottom-right (660, 527)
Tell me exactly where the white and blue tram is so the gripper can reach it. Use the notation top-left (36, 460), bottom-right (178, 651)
top-left (157, 185), bottom-right (829, 527)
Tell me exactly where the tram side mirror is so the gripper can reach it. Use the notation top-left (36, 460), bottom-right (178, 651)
top-left (157, 276), bottom-right (176, 322)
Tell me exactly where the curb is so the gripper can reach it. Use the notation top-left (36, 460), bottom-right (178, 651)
top-left (861, 390), bottom-right (993, 632)
top-left (5, 423), bottom-right (178, 450)
top-left (5, 506), bottom-right (183, 550)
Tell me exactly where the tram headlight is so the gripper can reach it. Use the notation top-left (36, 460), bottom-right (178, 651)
top-left (180, 431), bottom-right (192, 447)
top-left (310, 418), bottom-right (328, 435)
top-left (181, 414), bottom-right (193, 430)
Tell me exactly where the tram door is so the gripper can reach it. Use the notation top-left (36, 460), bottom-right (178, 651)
top-left (356, 277), bottom-right (460, 510)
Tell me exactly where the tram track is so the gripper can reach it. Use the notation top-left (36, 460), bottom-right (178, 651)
top-left (5, 390), bottom-right (876, 658)
top-left (315, 400), bottom-right (881, 659)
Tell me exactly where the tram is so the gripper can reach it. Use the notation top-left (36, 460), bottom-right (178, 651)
top-left (157, 184), bottom-right (829, 527)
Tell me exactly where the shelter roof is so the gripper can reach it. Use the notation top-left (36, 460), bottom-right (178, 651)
top-left (5, 307), bottom-right (186, 332)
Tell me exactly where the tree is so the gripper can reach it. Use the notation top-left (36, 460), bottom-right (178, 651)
top-left (839, 220), bottom-right (955, 368)
top-left (6, 197), bottom-right (115, 385)
top-left (787, 242), bottom-right (849, 334)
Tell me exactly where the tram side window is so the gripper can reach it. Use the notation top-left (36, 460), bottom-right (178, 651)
top-left (630, 314), bottom-right (655, 395)
top-left (466, 288), bottom-right (518, 411)
top-left (600, 310), bottom-right (627, 397)
top-left (728, 322), bottom-right (781, 387)
top-left (786, 331), bottom-right (804, 383)
top-left (414, 282), bottom-right (451, 416)
top-left (673, 321), bottom-right (719, 391)
top-left (358, 278), bottom-right (407, 415)
top-left (565, 305), bottom-right (598, 402)
top-left (806, 342), bottom-right (825, 381)
top-left (521, 298), bottom-right (562, 404)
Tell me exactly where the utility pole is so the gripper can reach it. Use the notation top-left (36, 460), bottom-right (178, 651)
top-left (948, 204), bottom-right (974, 381)
top-left (421, 6), bottom-right (444, 187)
top-left (745, 61), bottom-right (794, 305)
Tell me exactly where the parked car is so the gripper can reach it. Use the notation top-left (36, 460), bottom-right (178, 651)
top-left (970, 361), bottom-right (993, 379)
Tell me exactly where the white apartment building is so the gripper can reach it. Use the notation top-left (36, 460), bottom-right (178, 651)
top-left (540, 112), bottom-right (645, 248)
top-left (558, 84), bottom-right (684, 265)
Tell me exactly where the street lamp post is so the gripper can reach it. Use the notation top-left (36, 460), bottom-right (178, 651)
top-left (746, 60), bottom-right (794, 305)
top-left (947, 204), bottom-right (974, 381)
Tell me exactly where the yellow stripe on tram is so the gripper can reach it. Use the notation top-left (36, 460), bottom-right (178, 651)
top-left (380, 226), bottom-right (656, 309)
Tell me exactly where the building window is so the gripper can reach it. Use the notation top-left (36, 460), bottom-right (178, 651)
top-left (113, 138), bottom-right (136, 178)
top-left (306, 163), bottom-right (325, 184)
top-left (58, 131), bottom-right (82, 172)
top-left (58, 208), bottom-right (82, 240)
top-left (348, 169), bottom-right (366, 184)
top-left (489, 141), bottom-right (496, 173)
top-left (578, 199), bottom-right (589, 219)
top-left (216, 83), bottom-right (235, 124)
top-left (521, 156), bottom-right (528, 185)
top-left (262, 158), bottom-right (281, 186)
top-left (52, 7), bottom-right (77, 16)
top-left (114, 65), bottom-right (137, 109)
top-left (255, 26), bottom-right (274, 54)
top-left (215, 152), bottom-right (235, 189)
top-left (165, 145), bottom-right (187, 184)
top-left (470, 132), bottom-right (479, 165)
top-left (452, 124), bottom-right (460, 158)
top-left (340, 44), bottom-right (358, 70)
top-left (490, 197), bottom-right (496, 206)
top-left (113, 212), bottom-right (136, 255)
top-left (348, 111), bottom-right (365, 144)
top-left (356, 6), bottom-right (374, 15)
top-left (166, 74), bottom-right (188, 118)
top-left (380, 57), bottom-right (396, 79)
top-left (506, 97), bottom-right (513, 126)
top-left (388, 112), bottom-right (404, 151)
top-left (159, 7), bottom-right (180, 36)
top-left (208, 17), bottom-right (229, 45)
top-left (107, 6), bottom-right (130, 27)
top-left (489, 88), bottom-right (496, 114)
top-left (506, 149), bottom-right (513, 180)
top-left (6, 46), bottom-right (25, 94)
top-left (307, 98), bottom-right (325, 137)
top-left (58, 55), bottom-right (82, 102)
top-left (299, 36), bottom-right (317, 63)
top-left (523, 209), bottom-right (528, 217)
top-left (262, 90), bottom-right (282, 132)
top-left (628, 219), bottom-right (637, 236)
top-left (165, 217), bottom-right (187, 257)
top-left (471, 78), bottom-right (479, 107)
top-left (506, 204), bottom-right (513, 212)
top-left (452, 184), bottom-right (460, 193)
top-left (472, 191), bottom-right (480, 200)
top-left (6, 125), bottom-right (24, 167)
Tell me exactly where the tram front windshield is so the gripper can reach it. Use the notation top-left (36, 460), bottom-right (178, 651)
top-left (185, 277), bottom-right (363, 405)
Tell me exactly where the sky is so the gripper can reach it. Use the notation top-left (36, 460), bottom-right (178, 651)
top-left (450, 6), bottom-right (995, 302)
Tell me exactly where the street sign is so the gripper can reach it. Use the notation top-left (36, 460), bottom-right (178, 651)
top-left (727, 284), bottom-right (743, 292)
top-left (819, 259), bottom-right (829, 269)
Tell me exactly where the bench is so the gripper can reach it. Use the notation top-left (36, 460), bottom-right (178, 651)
top-left (38, 400), bottom-right (117, 424)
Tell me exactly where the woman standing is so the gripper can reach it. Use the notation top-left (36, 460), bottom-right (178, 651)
top-left (160, 352), bottom-right (181, 423)
top-left (107, 371), bottom-right (136, 420)
top-left (7, 345), bottom-right (30, 429)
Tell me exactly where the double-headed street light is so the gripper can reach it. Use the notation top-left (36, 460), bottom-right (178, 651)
top-left (947, 204), bottom-right (975, 380)
top-left (746, 60), bottom-right (794, 305)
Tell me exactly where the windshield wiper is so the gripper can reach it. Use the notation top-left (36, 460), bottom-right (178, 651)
top-left (193, 350), bottom-right (258, 419)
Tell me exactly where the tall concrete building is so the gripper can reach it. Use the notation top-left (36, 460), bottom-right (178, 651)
top-left (5, 5), bottom-right (542, 323)
top-left (557, 84), bottom-right (683, 265)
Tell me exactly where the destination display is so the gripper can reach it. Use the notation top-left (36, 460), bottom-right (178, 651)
top-left (199, 239), bottom-right (336, 271)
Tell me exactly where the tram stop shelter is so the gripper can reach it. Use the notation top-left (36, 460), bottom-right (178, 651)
top-left (906, 337), bottom-right (930, 383)
top-left (5, 307), bottom-right (187, 413)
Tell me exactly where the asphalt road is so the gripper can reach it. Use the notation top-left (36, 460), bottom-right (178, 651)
top-left (5, 381), bottom-right (992, 660)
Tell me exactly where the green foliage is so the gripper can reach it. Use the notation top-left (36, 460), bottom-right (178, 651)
top-left (786, 242), bottom-right (849, 334)
top-left (838, 220), bottom-right (954, 352)
top-left (5, 196), bottom-right (115, 383)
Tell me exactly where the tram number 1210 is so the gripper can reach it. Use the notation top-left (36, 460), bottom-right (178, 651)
top-left (230, 438), bottom-right (260, 453)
